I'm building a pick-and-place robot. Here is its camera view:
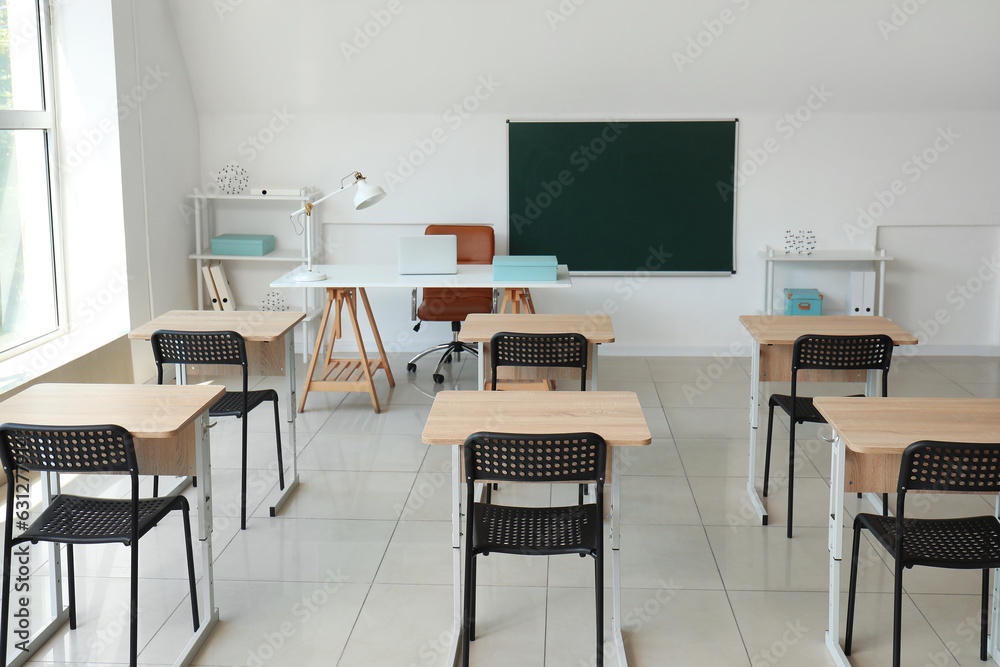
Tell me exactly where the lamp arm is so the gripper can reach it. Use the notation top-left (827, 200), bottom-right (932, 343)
top-left (288, 171), bottom-right (365, 228)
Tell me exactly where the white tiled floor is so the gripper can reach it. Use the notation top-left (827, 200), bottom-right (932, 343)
top-left (6, 353), bottom-right (1000, 666)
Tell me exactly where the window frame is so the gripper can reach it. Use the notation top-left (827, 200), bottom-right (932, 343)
top-left (0, 0), bottom-right (65, 364)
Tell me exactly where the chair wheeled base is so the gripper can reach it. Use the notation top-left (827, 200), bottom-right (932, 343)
top-left (407, 323), bottom-right (478, 384)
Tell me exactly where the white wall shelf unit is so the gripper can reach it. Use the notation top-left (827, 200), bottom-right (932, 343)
top-left (189, 189), bottom-right (320, 360)
top-left (761, 246), bottom-right (893, 316)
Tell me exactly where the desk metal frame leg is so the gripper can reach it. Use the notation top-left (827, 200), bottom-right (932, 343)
top-left (826, 432), bottom-right (850, 666)
top-left (270, 329), bottom-right (300, 517)
top-left (448, 445), bottom-right (463, 667)
top-left (174, 412), bottom-right (220, 666)
top-left (611, 446), bottom-right (627, 666)
top-left (299, 287), bottom-right (394, 414)
top-left (746, 342), bottom-right (768, 524)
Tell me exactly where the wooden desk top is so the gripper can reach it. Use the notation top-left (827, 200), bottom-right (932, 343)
top-left (0, 383), bottom-right (224, 439)
top-left (129, 310), bottom-right (305, 342)
top-left (739, 315), bottom-right (918, 346)
top-left (459, 314), bottom-right (615, 343)
top-left (422, 391), bottom-right (651, 446)
top-left (814, 397), bottom-right (1000, 454)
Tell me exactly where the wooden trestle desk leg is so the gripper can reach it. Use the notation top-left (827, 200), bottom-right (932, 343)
top-left (499, 288), bottom-right (537, 314)
top-left (298, 287), bottom-right (394, 414)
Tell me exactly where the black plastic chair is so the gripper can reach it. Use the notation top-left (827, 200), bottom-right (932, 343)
top-left (764, 334), bottom-right (894, 538)
top-left (150, 330), bottom-right (284, 530)
top-left (490, 331), bottom-right (588, 391)
top-left (462, 432), bottom-right (606, 667)
top-left (845, 440), bottom-right (1000, 667)
top-left (488, 331), bottom-right (590, 503)
top-left (0, 424), bottom-right (199, 667)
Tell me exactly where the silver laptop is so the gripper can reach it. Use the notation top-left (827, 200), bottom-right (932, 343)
top-left (398, 235), bottom-right (458, 274)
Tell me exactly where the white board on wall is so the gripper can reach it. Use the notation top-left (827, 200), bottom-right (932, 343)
top-left (877, 224), bottom-right (1000, 352)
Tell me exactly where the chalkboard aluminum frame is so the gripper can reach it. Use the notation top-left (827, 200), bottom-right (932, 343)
top-left (507, 119), bottom-right (739, 277)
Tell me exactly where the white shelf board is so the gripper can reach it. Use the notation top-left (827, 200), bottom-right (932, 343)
top-left (190, 250), bottom-right (307, 262)
top-left (760, 249), bottom-right (893, 262)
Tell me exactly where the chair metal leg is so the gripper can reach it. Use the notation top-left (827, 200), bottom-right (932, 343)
top-left (595, 547), bottom-right (604, 667)
top-left (241, 416), bottom-right (249, 530)
top-left (763, 404), bottom-right (775, 497)
top-left (892, 557), bottom-right (904, 667)
top-left (182, 504), bottom-right (200, 631)
top-left (152, 476), bottom-right (159, 498)
top-left (982, 568), bottom-right (989, 661)
top-left (844, 522), bottom-right (863, 655)
top-left (462, 552), bottom-right (475, 667)
top-left (786, 421), bottom-right (796, 539)
top-left (130, 539), bottom-right (139, 667)
top-left (272, 399), bottom-right (285, 491)
top-left (67, 544), bottom-right (76, 629)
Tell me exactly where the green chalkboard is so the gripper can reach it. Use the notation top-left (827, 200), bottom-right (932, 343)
top-left (508, 120), bottom-right (738, 274)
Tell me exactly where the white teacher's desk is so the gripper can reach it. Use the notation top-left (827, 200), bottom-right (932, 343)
top-left (270, 264), bottom-right (572, 413)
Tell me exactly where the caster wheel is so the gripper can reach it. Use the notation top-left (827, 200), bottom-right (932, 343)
top-left (406, 363), bottom-right (416, 372)
top-left (433, 374), bottom-right (444, 384)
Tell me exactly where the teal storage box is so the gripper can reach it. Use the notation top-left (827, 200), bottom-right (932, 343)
top-left (211, 234), bottom-right (275, 256)
top-left (784, 288), bottom-right (823, 316)
top-left (492, 255), bottom-right (558, 281)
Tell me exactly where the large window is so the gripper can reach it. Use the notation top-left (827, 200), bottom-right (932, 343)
top-left (0, 0), bottom-right (58, 361)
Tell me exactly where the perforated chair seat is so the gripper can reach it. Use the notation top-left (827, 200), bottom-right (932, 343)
top-left (768, 393), bottom-right (864, 424)
top-left (20, 494), bottom-right (190, 544)
top-left (473, 503), bottom-right (600, 556)
top-left (856, 514), bottom-right (1000, 568)
top-left (211, 389), bottom-right (278, 417)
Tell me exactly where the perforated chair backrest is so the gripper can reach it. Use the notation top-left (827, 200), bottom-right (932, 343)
top-left (791, 334), bottom-right (894, 397)
top-left (490, 332), bottom-right (588, 391)
top-left (150, 330), bottom-right (249, 389)
top-left (0, 423), bottom-right (137, 477)
top-left (898, 441), bottom-right (1000, 496)
top-left (463, 432), bottom-right (606, 485)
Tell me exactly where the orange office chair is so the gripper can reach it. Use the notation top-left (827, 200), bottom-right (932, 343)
top-left (406, 225), bottom-right (495, 384)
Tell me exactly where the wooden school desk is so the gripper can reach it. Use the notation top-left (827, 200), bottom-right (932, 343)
top-left (270, 264), bottom-right (573, 413)
top-left (422, 390), bottom-right (651, 667)
top-left (814, 396), bottom-right (1000, 666)
top-left (738, 315), bottom-right (918, 525)
top-left (129, 310), bottom-right (305, 517)
top-left (0, 383), bottom-right (224, 667)
top-left (458, 313), bottom-right (615, 390)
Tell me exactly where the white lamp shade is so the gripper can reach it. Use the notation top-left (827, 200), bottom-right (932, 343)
top-left (354, 178), bottom-right (387, 210)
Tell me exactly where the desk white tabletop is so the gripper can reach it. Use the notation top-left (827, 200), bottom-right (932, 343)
top-left (269, 264), bottom-right (573, 289)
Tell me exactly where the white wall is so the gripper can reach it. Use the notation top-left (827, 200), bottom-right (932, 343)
top-left (165, 0), bottom-right (1000, 355)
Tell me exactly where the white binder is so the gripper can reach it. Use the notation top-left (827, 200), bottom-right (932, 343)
top-left (202, 264), bottom-right (222, 311)
top-left (848, 271), bottom-right (875, 316)
top-left (209, 263), bottom-right (237, 311)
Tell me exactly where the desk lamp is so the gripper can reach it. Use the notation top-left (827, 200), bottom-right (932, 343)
top-left (289, 171), bottom-right (387, 281)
